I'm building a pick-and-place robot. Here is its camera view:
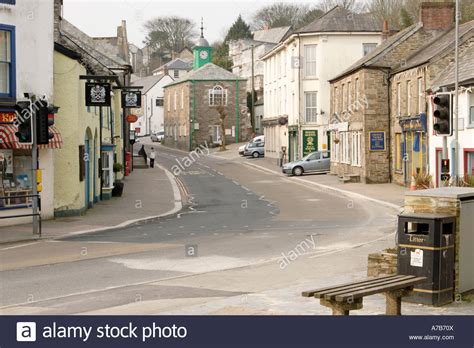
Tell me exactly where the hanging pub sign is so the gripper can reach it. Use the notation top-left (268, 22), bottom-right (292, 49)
top-left (121, 90), bottom-right (141, 108)
top-left (85, 82), bottom-right (111, 107)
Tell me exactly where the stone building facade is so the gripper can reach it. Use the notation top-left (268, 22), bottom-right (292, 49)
top-left (163, 65), bottom-right (247, 151)
top-left (328, 2), bottom-right (462, 185)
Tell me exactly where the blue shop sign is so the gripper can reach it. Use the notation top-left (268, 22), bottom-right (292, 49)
top-left (369, 131), bottom-right (386, 151)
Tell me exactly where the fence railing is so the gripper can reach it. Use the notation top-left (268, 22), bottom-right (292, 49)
top-left (0, 194), bottom-right (42, 236)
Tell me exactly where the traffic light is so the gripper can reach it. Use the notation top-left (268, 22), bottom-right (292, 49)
top-left (37, 101), bottom-right (58, 145)
top-left (14, 101), bottom-right (33, 144)
top-left (433, 94), bottom-right (452, 135)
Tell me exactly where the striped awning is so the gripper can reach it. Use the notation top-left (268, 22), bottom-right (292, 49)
top-left (0, 124), bottom-right (62, 150)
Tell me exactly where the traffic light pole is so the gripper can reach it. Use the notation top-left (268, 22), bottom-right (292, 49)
top-left (30, 97), bottom-right (39, 235)
top-left (454, 0), bottom-right (460, 185)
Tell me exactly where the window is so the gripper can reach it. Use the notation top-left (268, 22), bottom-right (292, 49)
top-left (167, 93), bottom-right (170, 111)
top-left (209, 85), bottom-right (228, 106)
top-left (417, 77), bottom-right (423, 114)
top-left (469, 94), bottom-right (474, 126)
top-left (395, 133), bottom-right (403, 171)
top-left (0, 150), bottom-right (33, 209)
top-left (363, 43), bottom-right (377, 56)
top-left (174, 91), bottom-right (177, 110)
top-left (181, 89), bottom-right (184, 109)
top-left (355, 79), bottom-right (360, 110)
top-left (173, 70), bottom-right (179, 78)
top-left (347, 81), bottom-right (352, 111)
top-left (332, 133), bottom-right (340, 162)
top-left (342, 84), bottom-right (346, 111)
top-left (351, 132), bottom-right (361, 166)
top-left (0, 0), bottom-right (16, 4)
top-left (0, 26), bottom-right (15, 98)
top-left (396, 83), bottom-right (401, 116)
top-left (406, 80), bottom-right (412, 115)
top-left (156, 97), bottom-right (164, 107)
top-left (340, 132), bottom-right (350, 164)
top-left (291, 48), bottom-right (295, 82)
top-left (334, 87), bottom-right (339, 113)
top-left (305, 92), bottom-right (317, 123)
top-left (304, 45), bottom-right (317, 77)
top-left (465, 151), bottom-right (474, 176)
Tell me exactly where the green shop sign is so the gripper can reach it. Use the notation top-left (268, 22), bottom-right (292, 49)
top-left (302, 130), bottom-right (318, 156)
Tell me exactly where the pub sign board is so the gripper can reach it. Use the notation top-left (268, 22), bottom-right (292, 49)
top-left (85, 82), bottom-right (111, 107)
top-left (369, 131), bottom-right (386, 151)
top-left (121, 90), bottom-right (142, 108)
top-left (302, 130), bottom-right (318, 156)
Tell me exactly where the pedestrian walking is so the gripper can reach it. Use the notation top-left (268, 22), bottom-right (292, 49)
top-left (149, 147), bottom-right (156, 168)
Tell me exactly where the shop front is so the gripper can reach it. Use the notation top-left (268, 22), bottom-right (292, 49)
top-left (395, 114), bottom-right (428, 186)
top-left (0, 115), bottom-right (62, 214)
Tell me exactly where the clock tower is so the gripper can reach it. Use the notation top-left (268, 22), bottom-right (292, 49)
top-left (193, 18), bottom-right (212, 70)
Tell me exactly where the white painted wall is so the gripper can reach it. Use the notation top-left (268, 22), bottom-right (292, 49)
top-left (263, 32), bottom-right (381, 156)
top-left (0, 0), bottom-right (55, 222)
top-left (428, 89), bottom-right (474, 186)
top-left (135, 75), bottom-right (174, 136)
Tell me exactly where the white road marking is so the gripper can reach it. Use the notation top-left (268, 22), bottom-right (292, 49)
top-left (0, 241), bottom-right (40, 251)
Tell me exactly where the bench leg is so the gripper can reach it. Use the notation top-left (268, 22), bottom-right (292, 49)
top-left (320, 298), bottom-right (363, 316)
top-left (385, 288), bottom-right (413, 315)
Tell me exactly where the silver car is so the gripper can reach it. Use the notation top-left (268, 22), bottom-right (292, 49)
top-left (244, 142), bottom-right (265, 158)
top-left (282, 151), bottom-right (330, 176)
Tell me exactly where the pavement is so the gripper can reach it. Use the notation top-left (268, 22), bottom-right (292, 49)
top-left (209, 142), bottom-right (408, 210)
top-left (0, 160), bottom-right (182, 245)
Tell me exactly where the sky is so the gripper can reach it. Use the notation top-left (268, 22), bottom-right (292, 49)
top-left (62, 0), bottom-right (318, 48)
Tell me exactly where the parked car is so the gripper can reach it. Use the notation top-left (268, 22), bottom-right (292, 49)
top-left (238, 135), bottom-right (265, 156)
top-left (244, 142), bottom-right (265, 158)
top-left (282, 151), bottom-right (330, 176)
top-left (151, 130), bottom-right (165, 142)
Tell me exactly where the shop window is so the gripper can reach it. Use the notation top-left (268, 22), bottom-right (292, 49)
top-left (101, 151), bottom-right (113, 189)
top-left (395, 133), bottom-right (403, 172)
top-left (465, 151), bottom-right (474, 176)
top-left (0, 25), bottom-right (15, 98)
top-left (0, 150), bottom-right (33, 209)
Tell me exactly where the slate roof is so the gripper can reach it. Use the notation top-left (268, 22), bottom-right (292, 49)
top-left (131, 74), bottom-right (171, 94)
top-left (393, 20), bottom-right (474, 73)
top-left (330, 23), bottom-right (423, 81)
top-left (253, 26), bottom-right (292, 44)
top-left (297, 6), bottom-right (382, 33)
top-left (164, 63), bottom-right (246, 87)
top-left (431, 44), bottom-right (474, 90)
top-left (56, 19), bottom-right (128, 75)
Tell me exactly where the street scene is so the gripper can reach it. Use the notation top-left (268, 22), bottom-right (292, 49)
top-left (1, 0), bottom-right (474, 325)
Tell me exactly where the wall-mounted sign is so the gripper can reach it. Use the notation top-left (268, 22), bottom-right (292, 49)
top-left (302, 130), bottom-right (318, 156)
top-left (369, 131), bottom-right (386, 151)
top-left (85, 82), bottom-right (111, 106)
top-left (0, 112), bottom-right (15, 124)
top-left (121, 91), bottom-right (142, 108)
top-left (126, 114), bottom-right (138, 123)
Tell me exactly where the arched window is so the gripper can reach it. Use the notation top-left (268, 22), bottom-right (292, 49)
top-left (208, 85), bottom-right (228, 106)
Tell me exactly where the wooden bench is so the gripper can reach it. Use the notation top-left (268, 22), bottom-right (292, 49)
top-left (302, 275), bottom-right (426, 316)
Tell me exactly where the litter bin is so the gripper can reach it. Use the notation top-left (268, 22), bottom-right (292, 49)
top-left (397, 212), bottom-right (455, 306)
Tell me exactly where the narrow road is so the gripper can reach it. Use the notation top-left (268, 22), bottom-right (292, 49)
top-left (0, 143), bottom-right (397, 315)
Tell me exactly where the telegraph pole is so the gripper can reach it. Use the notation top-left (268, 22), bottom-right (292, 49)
top-left (454, 0), bottom-right (460, 185)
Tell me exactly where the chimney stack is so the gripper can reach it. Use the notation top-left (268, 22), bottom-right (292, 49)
top-left (420, 2), bottom-right (454, 30)
top-left (381, 20), bottom-right (389, 41)
top-left (54, 0), bottom-right (63, 41)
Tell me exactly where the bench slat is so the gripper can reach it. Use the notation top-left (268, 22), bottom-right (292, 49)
top-left (334, 277), bottom-right (426, 302)
top-left (321, 275), bottom-right (416, 300)
top-left (301, 275), bottom-right (400, 297)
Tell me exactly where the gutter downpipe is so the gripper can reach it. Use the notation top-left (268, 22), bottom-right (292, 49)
top-left (386, 68), bottom-right (393, 183)
top-left (190, 80), bottom-right (196, 151)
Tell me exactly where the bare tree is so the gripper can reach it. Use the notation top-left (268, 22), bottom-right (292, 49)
top-left (144, 16), bottom-right (197, 56)
top-left (318, 0), bottom-right (365, 12)
top-left (216, 106), bottom-right (227, 151)
top-left (252, 2), bottom-right (310, 29)
top-left (367, 0), bottom-right (405, 28)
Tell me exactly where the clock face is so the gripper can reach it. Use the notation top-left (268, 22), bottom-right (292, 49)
top-left (200, 50), bottom-right (208, 59)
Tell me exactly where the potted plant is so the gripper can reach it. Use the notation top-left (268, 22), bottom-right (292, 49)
top-left (112, 163), bottom-right (124, 197)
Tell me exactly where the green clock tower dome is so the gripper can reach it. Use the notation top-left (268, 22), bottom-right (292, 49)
top-left (193, 18), bottom-right (212, 70)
